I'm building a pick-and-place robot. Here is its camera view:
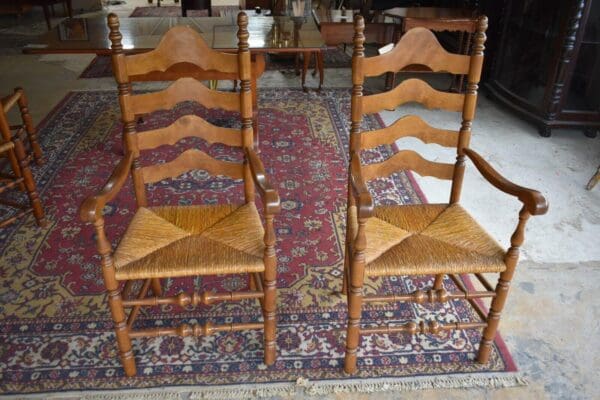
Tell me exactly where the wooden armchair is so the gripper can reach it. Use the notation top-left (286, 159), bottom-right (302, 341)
top-left (342, 15), bottom-right (548, 374)
top-left (79, 12), bottom-right (280, 377)
top-left (0, 138), bottom-right (45, 228)
top-left (0, 87), bottom-right (46, 228)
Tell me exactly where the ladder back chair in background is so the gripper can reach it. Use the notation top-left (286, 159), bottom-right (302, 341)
top-left (0, 87), bottom-right (45, 228)
top-left (79, 12), bottom-right (280, 377)
top-left (342, 15), bottom-right (548, 374)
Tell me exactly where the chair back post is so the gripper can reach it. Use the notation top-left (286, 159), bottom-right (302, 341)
top-left (237, 12), bottom-right (256, 204)
top-left (350, 15), bottom-right (366, 157)
top-left (108, 13), bottom-right (147, 207)
top-left (450, 15), bottom-right (488, 204)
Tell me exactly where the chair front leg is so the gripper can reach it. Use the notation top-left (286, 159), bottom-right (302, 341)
top-left (94, 219), bottom-right (136, 376)
top-left (478, 207), bottom-right (529, 363)
top-left (262, 215), bottom-right (277, 365)
top-left (344, 219), bottom-right (367, 374)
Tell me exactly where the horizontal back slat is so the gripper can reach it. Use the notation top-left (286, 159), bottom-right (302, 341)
top-left (362, 28), bottom-right (470, 77)
top-left (362, 79), bottom-right (464, 114)
top-left (361, 150), bottom-right (454, 181)
top-left (137, 115), bottom-right (242, 150)
top-left (131, 78), bottom-right (240, 115)
top-left (361, 115), bottom-right (459, 149)
top-left (125, 26), bottom-right (238, 77)
top-left (141, 148), bottom-right (244, 183)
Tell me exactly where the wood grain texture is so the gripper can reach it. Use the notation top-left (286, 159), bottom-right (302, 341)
top-left (363, 27), bottom-right (470, 77)
top-left (137, 114), bottom-right (242, 150)
top-left (131, 77), bottom-right (240, 116)
top-left (80, 152), bottom-right (133, 223)
top-left (141, 148), bottom-right (244, 183)
top-left (361, 115), bottom-right (459, 149)
top-left (464, 148), bottom-right (548, 215)
top-left (362, 79), bottom-right (464, 114)
top-left (361, 149), bottom-right (454, 181)
top-left (125, 26), bottom-right (238, 77)
top-left (245, 148), bottom-right (280, 215)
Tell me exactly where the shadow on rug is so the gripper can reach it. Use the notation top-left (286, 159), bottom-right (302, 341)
top-left (0, 88), bottom-right (521, 396)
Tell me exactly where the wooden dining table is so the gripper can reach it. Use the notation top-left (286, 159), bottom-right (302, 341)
top-left (23, 15), bottom-right (328, 146)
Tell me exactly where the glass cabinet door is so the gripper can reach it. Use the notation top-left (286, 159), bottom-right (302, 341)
top-left (494, 0), bottom-right (571, 110)
top-left (565, 0), bottom-right (600, 112)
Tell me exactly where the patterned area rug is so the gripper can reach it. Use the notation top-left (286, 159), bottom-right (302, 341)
top-left (0, 88), bottom-right (520, 396)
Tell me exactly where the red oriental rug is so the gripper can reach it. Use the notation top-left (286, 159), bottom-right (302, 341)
top-left (0, 88), bottom-right (522, 397)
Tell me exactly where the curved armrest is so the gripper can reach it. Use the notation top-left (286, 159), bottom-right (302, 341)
top-left (245, 148), bottom-right (281, 215)
top-left (464, 148), bottom-right (548, 216)
top-left (350, 153), bottom-right (374, 219)
top-left (79, 152), bottom-right (134, 223)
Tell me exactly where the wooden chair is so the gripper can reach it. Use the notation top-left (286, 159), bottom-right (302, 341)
top-left (1, 88), bottom-right (45, 168)
top-left (0, 136), bottom-right (45, 228)
top-left (79, 12), bottom-right (280, 377)
top-left (342, 15), bottom-right (549, 374)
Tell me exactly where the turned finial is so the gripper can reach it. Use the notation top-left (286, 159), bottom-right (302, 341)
top-left (473, 15), bottom-right (488, 56)
top-left (107, 13), bottom-right (123, 53)
top-left (353, 14), bottom-right (365, 58)
top-left (237, 12), bottom-right (249, 52)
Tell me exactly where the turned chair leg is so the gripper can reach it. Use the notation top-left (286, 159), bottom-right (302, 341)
top-left (344, 255), bottom-right (365, 374)
top-left (150, 278), bottom-right (162, 296)
top-left (15, 88), bottom-right (44, 165)
top-left (14, 137), bottom-right (46, 227)
top-left (433, 274), bottom-right (444, 290)
top-left (477, 269), bottom-right (515, 363)
top-left (262, 216), bottom-right (277, 365)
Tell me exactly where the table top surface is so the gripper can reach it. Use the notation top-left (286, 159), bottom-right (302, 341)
top-left (22, 15), bottom-right (326, 55)
top-left (313, 7), bottom-right (477, 25)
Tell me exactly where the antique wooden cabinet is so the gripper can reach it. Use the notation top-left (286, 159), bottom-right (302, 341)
top-left (485, 0), bottom-right (600, 137)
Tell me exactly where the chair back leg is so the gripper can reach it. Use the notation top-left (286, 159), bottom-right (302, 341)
top-left (13, 138), bottom-right (46, 227)
top-left (15, 88), bottom-right (44, 165)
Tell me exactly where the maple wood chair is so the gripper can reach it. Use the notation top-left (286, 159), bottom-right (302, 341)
top-left (1, 88), bottom-right (44, 169)
top-left (342, 15), bottom-right (548, 374)
top-left (0, 136), bottom-right (45, 228)
top-left (79, 12), bottom-right (280, 377)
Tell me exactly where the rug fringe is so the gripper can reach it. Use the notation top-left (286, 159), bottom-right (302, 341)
top-left (187, 373), bottom-right (527, 399)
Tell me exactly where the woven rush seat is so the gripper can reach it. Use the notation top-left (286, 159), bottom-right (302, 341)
top-left (113, 203), bottom-right (265, 280)
top-left (348, 203), bottom-right (506, 276)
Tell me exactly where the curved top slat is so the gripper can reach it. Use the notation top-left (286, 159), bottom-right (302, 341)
top-left (137, 114), bottom-right (242, 150)
top-left (362, 27), bottom-right (470, 77)
top-left (131, 77), bottom-right (240, 115)
top-left (361, 115), bottom-right (459, 149)
top-left (141, 148), bottom-right (244, 183)
top-left (361, 150), bottom-right (454, 181)
top-left (362, 79), bottom-right (464, 114)
top-left (126, 26), bottom-right (239, 77)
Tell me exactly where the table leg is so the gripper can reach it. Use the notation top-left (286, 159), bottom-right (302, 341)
top-left (316, 50), bottom-right (324, 91)
top-left (301, 51), bottom-right (311, 92)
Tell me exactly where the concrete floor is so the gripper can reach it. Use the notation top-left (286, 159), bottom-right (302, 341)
top-left (0, 1), bottom-right (599, 399)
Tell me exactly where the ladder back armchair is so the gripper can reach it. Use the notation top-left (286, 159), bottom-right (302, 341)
top-left (342, 14), bottom-right (548, 374)
top-left (79, 12), bottom-right (280, 377)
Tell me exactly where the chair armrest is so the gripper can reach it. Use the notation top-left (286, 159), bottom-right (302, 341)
top-left (79, 152), bottom-right (134, 223)
top-left (464, 148), bottom-right (548, 216)
top-left (245, 148), bottom-right (281, 215)
top-left (350, 153), bottom-right (374, 219)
